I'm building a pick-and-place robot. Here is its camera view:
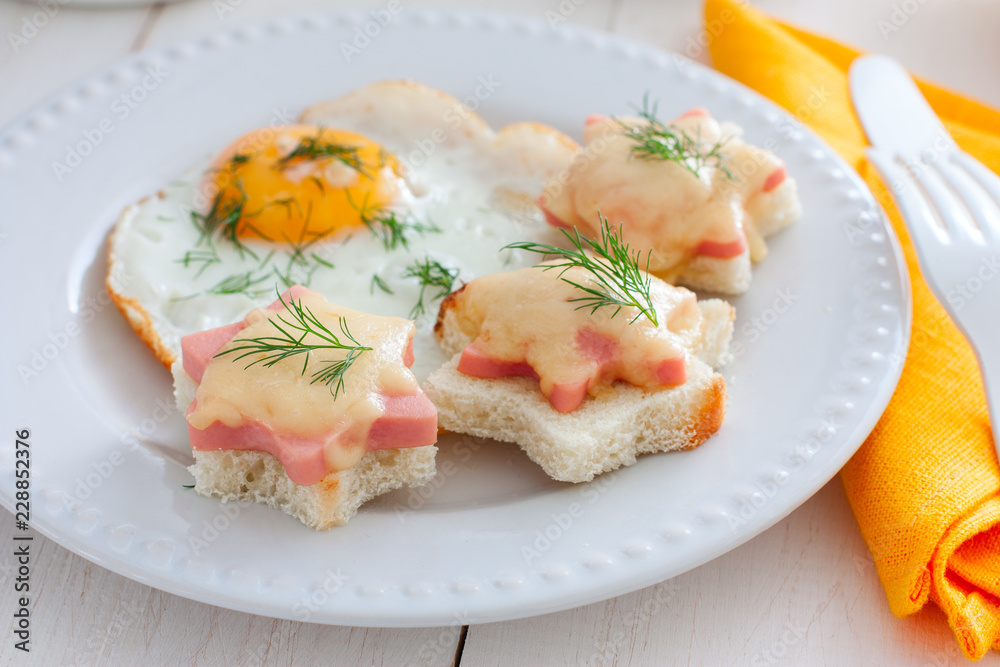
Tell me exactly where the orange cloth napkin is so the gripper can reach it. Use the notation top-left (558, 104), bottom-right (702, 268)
top-left (704, 0), bottom-right (1000, 659)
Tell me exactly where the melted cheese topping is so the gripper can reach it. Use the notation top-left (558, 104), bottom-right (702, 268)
top-left (543, 113), bottom-right (785, 273)
top-left (188, 291), bottom-right (417, 470)
top-left (449, 263), bottom-right (703, 397)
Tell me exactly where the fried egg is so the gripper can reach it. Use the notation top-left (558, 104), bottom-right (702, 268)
top-left (106, 81), bottom-right (579, 381)
top-left (207, 125), bottom-right (402, 239)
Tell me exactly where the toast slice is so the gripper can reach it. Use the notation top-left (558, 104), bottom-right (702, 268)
top-left (173, 359), bottom-right (436, 531)
top-left (424, 297), bottom-right (734, 483)
top-left (539, 112), bottom-right (802, 297)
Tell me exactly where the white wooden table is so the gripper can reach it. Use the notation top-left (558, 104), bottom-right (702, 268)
top-left (2, 0), bottom-right (998, 664)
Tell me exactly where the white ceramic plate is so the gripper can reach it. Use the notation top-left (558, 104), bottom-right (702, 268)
top-left (0, 11), bottom-right (909, 626)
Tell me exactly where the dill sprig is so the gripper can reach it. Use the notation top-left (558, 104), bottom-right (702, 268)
top-left (205, 270), bottom-right (273, 298)
top-left (402, 256), bottom-right (459, 319)
top-left (215, 291), bottom-right (372, 398)
top-left (347, 191), bottom-right (441, 251)
top-left (274, 130), bottom-right (365, 175)
top-left (176, 248), bottom-right (221, 278)
top-left (271, 206), bottom-right (334, 289)
top-left (311, 253), bottom-right (334, 269)
top-left (365, 210), bottom-right (441, 251)
top-left (503, 213), bottom-right (658, 326)
top-left (370, 273), bottom-right (394, 295)
top-left (191, 181), bottom-right (258, 260)
top-left (617, 94), bottom-right (732, 180)
top-left (180, 193), bottom-right (337, 296)
top-left (175, 251), bottom-right (277, 301)
top-left (255, 196), bottom-right (302, 221)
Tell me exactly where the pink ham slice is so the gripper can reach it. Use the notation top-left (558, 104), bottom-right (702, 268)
top-left (457, 327), bottom-right (686, 414)
top-left (183, 392), bottom-right (437, 486)
top-left (695, 236), bottom-right (748, 259)
top-left (763, 164), bottom-right (786, 192)
top-left (677, 106), bottom-right (710, 119)
top-left (457, 346), bottom-right (539, 380)
top-left (458, 344), bottom-right (585, 413)
top-left (180, 286), bottom-right (437, 486)
top-left (182, 284), bottom-right (310, 384)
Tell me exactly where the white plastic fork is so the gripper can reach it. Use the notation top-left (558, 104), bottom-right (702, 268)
top-left (850, 55), bottom-right (1000, 457)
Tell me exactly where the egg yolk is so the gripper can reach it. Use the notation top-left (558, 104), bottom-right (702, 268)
top-left (206, 125), bottom-right (400, 242)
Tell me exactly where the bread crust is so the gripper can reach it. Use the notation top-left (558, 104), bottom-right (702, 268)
top-left (433, 283), bottom-right (467, 342)
top-left (689, 372), bottom-right (727, 448)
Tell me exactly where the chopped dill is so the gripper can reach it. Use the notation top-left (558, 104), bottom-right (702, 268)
top-left (310, 253), bottom-right (334, 269)
top-left (256, 249), bottom-right (277, 270)
top-left (370, 273), bottom-right (394, 295)
top-left (274, 130), bottom-right (366, 175)
top-left (272, 262), bottom-right (318, 290)
top-left (176, 248), bottom-right (221, 278)
top-left (205, 269), bottom-right (273, 298)
top-left (366, 210), bottom-right (441, 252)
top-left (272, 208), bottom-right (334, 288)
top-left (403, 256), bottom-right (459, 319)
top-left (180, 189), bottom-right (336, 295)
top-left (257, 197), bottom-right (303, 220)
top-left (179, 146), bottom-right (347, 298)
top-left (347, 191), bottom-right (441, 251)
top-left (190, 181), bottom-right (258, 260)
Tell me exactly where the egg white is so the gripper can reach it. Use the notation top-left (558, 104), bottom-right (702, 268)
top-left (107, 81), bottom-right (578, 381)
